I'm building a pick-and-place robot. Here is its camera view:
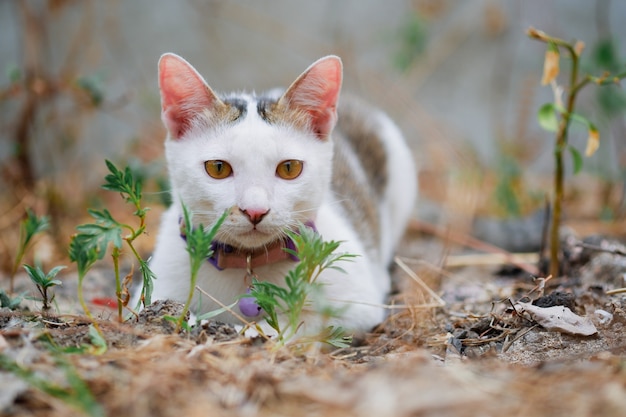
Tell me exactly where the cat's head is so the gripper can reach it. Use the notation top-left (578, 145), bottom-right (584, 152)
top-left (158, 53), bottom-right (342, 250)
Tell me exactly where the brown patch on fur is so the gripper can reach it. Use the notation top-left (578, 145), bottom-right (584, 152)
top-left (332, 140), bottom-right (381, 254)
top-left (331, 96), bottom-right (390, 255)
top-left (334, 97), bottom-right (388, 197)
top-left (258, 98), bottom-right (311, 132)
top-left (198, 100), bottom-right (242, 128)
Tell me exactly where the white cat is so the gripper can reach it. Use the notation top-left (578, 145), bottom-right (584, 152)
top-left (143, 53), bottom-right (416, 332)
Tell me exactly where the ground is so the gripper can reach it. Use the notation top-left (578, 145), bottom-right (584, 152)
top-left (2, 223), bottom-right (626, 417)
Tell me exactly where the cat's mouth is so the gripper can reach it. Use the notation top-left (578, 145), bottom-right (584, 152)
top-left (222, 228), bottom-right (285, 251)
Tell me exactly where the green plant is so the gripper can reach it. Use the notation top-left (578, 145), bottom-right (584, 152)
top-left (247, 224), bottom-right (356, 348)
top-left (23, 264), bottom-right (64, 313)
top-left (68, 232), bottom-right (100, 334)
top-left (175, 203), bottom-right (227, 331)
top-left (490, 151), bottom-right (544, 218)
top-left (39, 325), bottom-right (107, 356)
top-left (393, 12), bottom-right (428, 72)
top-left (69, 160), bottom-right (155, 323)
top-left (0, 353), bottom-right (105, 417)
top-left (0, 289), bottom-right (25, 310)
top-left (528, 27), bottom-right (626, 278)
top-left (10, 209), bottom-right (49, 293)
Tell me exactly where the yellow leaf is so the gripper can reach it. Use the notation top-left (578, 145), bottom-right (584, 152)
top-left (541, 49), bottom-right (560, 86)
top-left (574, 41), bottom-right (585, 56)
top-left (585, 127), bottom-right (600, 157)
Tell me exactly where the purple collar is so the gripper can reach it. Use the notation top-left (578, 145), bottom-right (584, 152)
top-left (179, 219), bottom-right (316, 270)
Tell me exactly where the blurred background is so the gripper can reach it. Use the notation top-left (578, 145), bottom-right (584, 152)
top-left (1, 0), bottom-right (625, 271)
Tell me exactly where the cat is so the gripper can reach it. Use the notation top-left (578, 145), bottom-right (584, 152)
top-left (142, 53), bottom-right (416, 333)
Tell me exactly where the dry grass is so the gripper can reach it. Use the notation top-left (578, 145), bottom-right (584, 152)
top-left (3, 234), bottom-right (626, 417)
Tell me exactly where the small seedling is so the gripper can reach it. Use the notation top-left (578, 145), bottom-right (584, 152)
top-left (528, 27), bottom-right (626, 278)
top-left (10, 209), bottom-right (49, 293)
top-left (38, 324), bottom-right (107, 356)
top-left (23, 264), bottom-right (64, 313)
top-left (68, 234), bottom-right (101, 335)
top-left (0, 289), bottom-right (25, 310)
top-left (176, 203), bottom-right (227, 331)
top-left (69, 160), bottom-right (155, 323)
top-left (248, 224), bottom-right (356, 347)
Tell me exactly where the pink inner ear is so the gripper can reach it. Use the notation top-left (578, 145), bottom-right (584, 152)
top-left (159, 54), bottom-right (217, 139)
top-left (282, 56), bottom-right (343, 139)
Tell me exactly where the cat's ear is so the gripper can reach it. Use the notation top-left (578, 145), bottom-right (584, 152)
top-left (279, 56), bottom-right (342, 140)
top-left (158, 53), bottom-right (225, 140)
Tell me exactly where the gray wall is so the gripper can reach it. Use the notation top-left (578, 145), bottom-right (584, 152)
top-left (1, 0), bottom-right (624, 204)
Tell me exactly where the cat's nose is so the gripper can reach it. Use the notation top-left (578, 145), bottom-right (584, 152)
top-left (242, 208), bottom-right (270, 225)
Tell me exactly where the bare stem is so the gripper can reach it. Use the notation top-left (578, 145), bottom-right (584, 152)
top-left (77, 271), bottom-right (103, 336)
top-left (528, 28), bottom-right (580, 278)
top-left (112, 246), bottom-right (122, 322)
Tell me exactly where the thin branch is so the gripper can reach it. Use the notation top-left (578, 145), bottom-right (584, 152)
top-left (575, 242), bottom-right (626, 257)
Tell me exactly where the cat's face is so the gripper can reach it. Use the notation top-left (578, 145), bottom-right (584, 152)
top-left (158, 54), bottom-right (342, 250)
top-left (165, 96), bottom-right (333, 249)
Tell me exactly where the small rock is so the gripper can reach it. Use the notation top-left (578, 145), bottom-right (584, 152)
top-left (136, 299), bottom-right (187, 333)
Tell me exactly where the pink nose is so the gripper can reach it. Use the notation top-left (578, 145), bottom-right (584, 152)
top-left (242, 208), bottom-right (269, 225)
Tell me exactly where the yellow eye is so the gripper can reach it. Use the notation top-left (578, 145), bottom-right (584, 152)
top-left (205, 160), bottom-right (232, 179)
top-left (276, 160), bottom-right (303, 180)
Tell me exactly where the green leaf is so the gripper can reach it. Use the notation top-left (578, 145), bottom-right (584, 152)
top-left (23, 264), bottom-right (65, 288)
top-left (537, 103), bottom-right (559, 132)
top-left (87, 208), bottom-right (120, 227)
top-left (322, 326), bottom-right (353, 348)
top-left (164, 315), bottom-right (191, 332)
top-left (182, 205), bottom-right (227, 272)
top-left (16, 210), bottom-right (50, 264)
top-left (592, 38), bottom-right (622, 72)
top-left (88, 324), bottom-right (107, 355)
top-left (75, 211), bottom-right (124, 256)
top-left (23, 264), bottom-right (43, 283)
top-left (76, 74), bottom-right (104, 107)
top-left (68, 235), bottom-right (100, 277)
top-left (138, 258), bottom-right (156, 307)
top-left (196, 301), bottom-right (238, 321)
top-left (568, 145), bottom-right (584, 174)
top-left (6, 65), bottom-right (21, 83)
top-left (102, 160), bottom-right (142, 205)
top-left (569, 111), bottom-right (592, 128)
top-left (394, 13), bottom-right (428, 72)
top-left (0, 289), bottom-right (24, 310)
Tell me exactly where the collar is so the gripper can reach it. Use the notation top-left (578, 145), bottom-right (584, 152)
top-left (179, 218), bottom-right (316, 271)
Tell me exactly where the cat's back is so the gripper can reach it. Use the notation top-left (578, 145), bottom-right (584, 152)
top-left (332, 96), bottom-right (416, 265)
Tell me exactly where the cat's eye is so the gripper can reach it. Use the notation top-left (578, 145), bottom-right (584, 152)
top-left (205, 160), bottom-right (233, 179)
top-left (276, 160), bottom-right (303, 180)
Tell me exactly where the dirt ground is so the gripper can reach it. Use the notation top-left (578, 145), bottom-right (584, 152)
top-left (2, 224), bottom-right (626, 417)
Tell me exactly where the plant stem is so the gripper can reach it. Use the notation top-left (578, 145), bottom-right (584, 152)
top-left (550, 35), bottom-right (581, 278)
top-left (550, 143), bottom-right (564, 278)
top-left (112, 246), bottom-right (122, 322)
top-left (10, 248), bottom-right (25, 294)
top-left (177, 268), bottom-right (198, 332)
top-left (77, 272), bottom-right (103, 335)
top-left (529, 28), bottom-right (579, 278)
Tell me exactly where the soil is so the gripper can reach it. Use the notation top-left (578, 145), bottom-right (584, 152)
top-left (2, 229), bottom-right (626, 417)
